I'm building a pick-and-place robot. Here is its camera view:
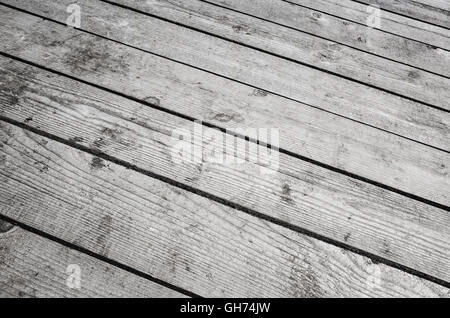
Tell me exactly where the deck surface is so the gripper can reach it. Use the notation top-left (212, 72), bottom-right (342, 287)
top-left (0, 0), bottom-right (449, 298)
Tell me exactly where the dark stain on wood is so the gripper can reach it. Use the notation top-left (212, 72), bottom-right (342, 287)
top-left (208, 109), bottom-right (245, 123)
top-left (69, 136), bottom-right (84, 143)
top-left (251, 88), bottom-right (269, 97)
top-left (299, 270), bottom-right (322, 298)
top-left (371, 258), bottom-right (382, 265)
top-left (91, 127), bottom-right (134, 149)
top-left (64, 39), bottom-right (130, 75)
top-left (312, 12), bottom-right (322, 19)
top-left (92, 137), bottom-right (107, 149)
top-left (0, 69), bottom-right (33, 107)
top-left (90, 157), bottom-right (107, 170)
top-left (232, 24), bottom-right (251, 35)
top-left (213, 112), bottom-right (234, 122)
top-left (96, 215), bottom-right (113, 256)
top-left (102, 127), bottom-right (134, 147)
top-left (102, 127), bottom-right (122, 139)
top-left (281, 183), bottom-right (294, 204)
top-left (383, 241), bottom-right (391, 255)
top-left (344, 232), bottom-right (351, 242)
top-left (357, 36), bottom-right (366, 44)
top-left (0, 219), bottom-right (15, 234)
top-left (289, 256), bottom-right (323, 297)
top-left (34, 161), bottom-right (49, 173)
top-left (407, 70), bottom-right (421, 81)
top-left (144, 96), bottom-right (161, 106)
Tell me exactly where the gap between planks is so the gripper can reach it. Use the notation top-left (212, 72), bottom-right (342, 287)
top-left (352, 0), bottom-right (450, 29)
top-left (3, 2), bottom-right (449, 151)
top-left (280, 0), bottom-right (450, 49)
top-left (129, 0), bottom-right (450, 77)
top-left (0, 218), bottom-right (188, 298)
top-left (100, 0), bottom-right (450, 106)
top-left (0, 121), bottom-right (449, 297)
top-left (0, 8), bottom-right (449, 208)
top-left (0, 57), bottom-right (449, 285)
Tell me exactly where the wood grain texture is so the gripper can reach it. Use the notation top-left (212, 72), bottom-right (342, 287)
top-left (10, 0), bottom-right (450, 112)
top-left (96, 0), bottom-right (450, 109)
top-left (0, 225), bottom-right (186, 298)
top-left (183, 0), bottom-right (450, 76)
top-left (1, 2), bottom-right (450, 152)
top-left (1, 58), bottom-right (449, 283)
top-left (0, 10), bottom-right (449, 204)
top-left (0, 122), bottom-right (448, 298)
top-left (284, 0), bottom-right (450, 49)
top-left (356, 0), bottom-right (450, 29)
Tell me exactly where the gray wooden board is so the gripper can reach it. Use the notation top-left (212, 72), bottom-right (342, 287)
top-left (120, 0), bottom-right (450, 77)
top-left (0, 8), bottom-right (449, 206)
top-left (283, 0), bottom-right (450, 49)
top-left (356, 0), bottom-right (450, 29)
top-left (0, 122), bottom-right (449, 297)
top-left (2, 1), bottom-right (450, 151)
top-left (1, 57), bottom-right (449, 284)
top-left (15, 0), bottom-right (450, 111)
top-left (0, 223), bottom-right (186, 298)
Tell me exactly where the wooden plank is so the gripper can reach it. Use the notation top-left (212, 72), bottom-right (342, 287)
top-left (2, 2), bottom-right (450, 152)
top-left (285, 0), bottom-right (450, 49)
top-left (40, 0), bottom-right (450, 110)
top-left (356, 0), bottom-right (450, 29)
top-left (408, 0), bottom-right (450, 9)
top-left (168, 0), bottom-right (450, 76)
top-left (0, 122), bottom-right (448, 297)
top-left (0, 9), bottom-right (449, 204)
top-left (0, 223), bottom-right (186, 298)
top-left (1, 58), bottom-right (449, 284)
top-left (152, 0), bottom-right (449, 75)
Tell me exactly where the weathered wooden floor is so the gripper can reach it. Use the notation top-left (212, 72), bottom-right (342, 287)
top-left (0, 0), bottom-right (449, 298)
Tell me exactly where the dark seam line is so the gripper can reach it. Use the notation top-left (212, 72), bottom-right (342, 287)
top-left (5, 52), bottom-right (450, 201)
top-left (2, 3), bottom-right (450, 139)
top-left (99, 0), bottom-right (450, 82)
top-left (352, 0), bottom-right (450, 17)
top-left (1, 49), bottom-right (450, 210)
top-left (2, 0), bottom-right (450, 292)
top-left (280, 0), bottom-right (450, 49)
top-left (197, 0), bottom-right (450, 103)
top-left (103, 0), bottom-right (450, 80)
top-left (0, 117), bottom-right (449, 290)
top-left (0, 213), bottom-right (200, 298)
top-left (408, 0), bottom-right (450, 12)
top-left (2, 48), bottom-right (450, 207)
top-left (350, 0), bottom-right (450, 30)
top-left (2, 9), bottom-right (450, 154)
